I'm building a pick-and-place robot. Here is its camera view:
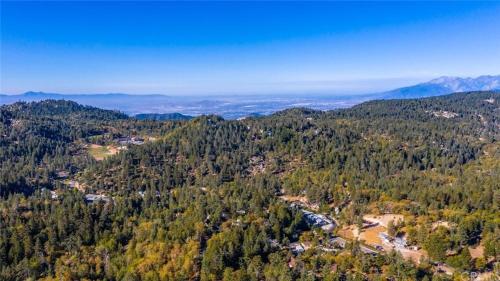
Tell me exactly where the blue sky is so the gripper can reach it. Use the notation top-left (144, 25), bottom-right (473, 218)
top-left (1, 1), bottom-right (500, 95)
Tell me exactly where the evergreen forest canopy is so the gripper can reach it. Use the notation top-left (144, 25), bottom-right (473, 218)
top-left (0, 92), bottom-right (498, 281)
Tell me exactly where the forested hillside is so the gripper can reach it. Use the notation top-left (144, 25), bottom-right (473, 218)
top-left (0, 92), bottom-right (498, 280)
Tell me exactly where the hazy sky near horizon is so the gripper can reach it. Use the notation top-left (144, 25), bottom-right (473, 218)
top-left (1, 1), bottom-right (500, 95)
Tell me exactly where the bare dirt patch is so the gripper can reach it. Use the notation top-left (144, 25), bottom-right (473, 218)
top-left (469, 244), bottom-right (484, 259)
top-left (431, 221), bottom-right (453, 230)
top-left (338, 225), bottom-right (357, 240)
top-left (399, 248), bottom-right (428, 264)
top-left (280, 195), bottom-right (309, 204)
top-left (363, 214), bottom-right (404, 228)
top-left (359, 225), bottom-right (385, 246)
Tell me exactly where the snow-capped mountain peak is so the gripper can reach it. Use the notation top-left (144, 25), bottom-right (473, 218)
top-left (382, 75), bottom-right (500, 99)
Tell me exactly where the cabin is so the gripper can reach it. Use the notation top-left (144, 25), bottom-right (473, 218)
top-left (302, 210), bottom-right (336, 231)
top-left (393, 236), bottom-right (407, 249)
top-left (50, 190), bottom-right (58, 200)
top-left (329, 237), bottom-right (346, 248)
top-left (379, 232), bottom-right (391, 244)
top-left (289, 242), bottom-right (305, 254)
top-left (269, 239), bottom-right (281, 249)
top-left (116, 136), bottom-right (145, 145)
top-left (41, 188), bottom-right (59, 200)
top-left (85, 194), bottom-right (110, 203)
top-left (56, 171), bottom-right (69, 179)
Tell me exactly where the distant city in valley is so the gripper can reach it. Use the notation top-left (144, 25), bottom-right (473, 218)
top-left (2, 75), bottom-right (499, 119)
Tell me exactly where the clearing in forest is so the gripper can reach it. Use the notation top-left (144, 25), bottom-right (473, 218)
top-left (363, 214), bottom-right (404, 228)
top-left (88, 144), bottom-right (120, 161)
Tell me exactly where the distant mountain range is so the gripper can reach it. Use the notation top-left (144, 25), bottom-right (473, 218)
top-left (379, 75), bottom-right (500, 99)
top-left (0, 91), bottom-right (371, 119)
top-left (1, 75), bottom-right (499, 118)
top-left (135, 113), bottom-right (193, 121)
